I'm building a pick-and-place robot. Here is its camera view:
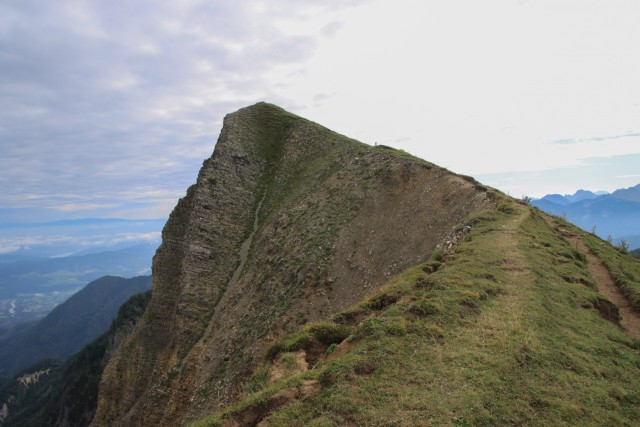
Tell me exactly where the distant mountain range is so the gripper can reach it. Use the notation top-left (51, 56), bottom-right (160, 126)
top-left (0, 243), bottom-right (157, 326)
top-left (532, 183), bottom-right (640, 249)
top-left (0, 275), bottom-right (152, 377)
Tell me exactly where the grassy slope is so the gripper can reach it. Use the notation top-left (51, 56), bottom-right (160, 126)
top-left (582, 231), bottom-right (640, 312)
top-left (191, 200), bottom-right (640, 426)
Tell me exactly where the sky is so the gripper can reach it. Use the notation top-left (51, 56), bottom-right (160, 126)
top-left (1, 0), bottom-right (639, 224)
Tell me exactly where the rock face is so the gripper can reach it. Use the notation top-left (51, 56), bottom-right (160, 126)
top-left (92, 103), bottom-right (492, 426)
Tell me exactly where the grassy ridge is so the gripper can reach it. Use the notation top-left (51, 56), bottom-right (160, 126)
top-left (191, 199), bottom-right (640, 426)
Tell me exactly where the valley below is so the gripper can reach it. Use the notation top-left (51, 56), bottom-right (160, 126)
top-left (0, 290), bottom-right (78, 329)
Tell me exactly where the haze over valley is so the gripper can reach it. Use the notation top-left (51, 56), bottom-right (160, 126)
top-left (0, 219), bottom-right (162, 327)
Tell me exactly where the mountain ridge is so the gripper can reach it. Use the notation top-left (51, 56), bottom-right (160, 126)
top-left (92, 102), bottom-right (493, 425)
top-left (91, 103), bottom-right (640, 426)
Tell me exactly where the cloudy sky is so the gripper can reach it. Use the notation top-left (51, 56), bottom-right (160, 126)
top-left (1, 0), bottom-right (639, 223)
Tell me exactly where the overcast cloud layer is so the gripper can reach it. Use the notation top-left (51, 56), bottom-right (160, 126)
top-left (0, 0), bottom-right (363, 221)
top-left (1, 0), bottom-right (639, 223)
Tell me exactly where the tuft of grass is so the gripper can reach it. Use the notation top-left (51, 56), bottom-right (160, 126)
top-left (266, 322), bottom-right (351, 360)
top-left (242, 366), bottom-right (269, 394)
top-left (430, 247), bottom-right (444, 262)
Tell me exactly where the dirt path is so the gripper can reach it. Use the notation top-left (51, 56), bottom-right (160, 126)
top-left (448, 205), bottom-right (532, 362)
top-left (546, 218), bottom-right (640, 339)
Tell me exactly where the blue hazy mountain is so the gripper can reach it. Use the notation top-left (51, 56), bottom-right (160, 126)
top-left (532, 184), bottom-right (640, 249)
top-left (0, 275), bottom-right (152, 376)
top-left (538, 189), bottom-right (602, 205)
top-left (0, 244), bottom-right (157, 326)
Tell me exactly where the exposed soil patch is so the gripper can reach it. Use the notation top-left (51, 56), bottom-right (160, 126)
top-left (268, 351), bottom-right (308, 385)
top-left (549, 219), bottom-right (640, 339)
top-left (222, 380), bottom-right (320, 427)
top-left (592, 297), bottom-right (621, 326)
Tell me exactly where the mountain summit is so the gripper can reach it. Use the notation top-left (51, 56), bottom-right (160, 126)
top-left (92, 103), bottom-right (640, 426)
top-left (92, 103), bottom-right (491, 425)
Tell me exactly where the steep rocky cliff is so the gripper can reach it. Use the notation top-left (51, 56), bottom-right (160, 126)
top-left (92, 103), bottom-right (492, 426)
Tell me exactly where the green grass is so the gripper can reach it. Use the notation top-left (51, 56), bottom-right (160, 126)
top-left (582, 230), bottom-right (640, 311)
top-left (191, 199), bottom-right (640, 426)
top-left (266, 322), bottom-right (352, 360)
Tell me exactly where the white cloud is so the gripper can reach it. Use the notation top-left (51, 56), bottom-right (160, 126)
top-left (266, 0), bottom-right (640, 179)
top-left (52, 203), bottom-right (120, 212)
top-left (1, 0), bottom-right (639, 223)
top-left (1, 0), bottom-right (364, 221)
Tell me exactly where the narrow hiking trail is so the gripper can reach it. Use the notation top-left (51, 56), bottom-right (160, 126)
top-left (465, 205), bottom-right (531, 341)
top-left (446, 205), bottom-right (533, 375)
top-left (545, 217), bottom-right (640, 339)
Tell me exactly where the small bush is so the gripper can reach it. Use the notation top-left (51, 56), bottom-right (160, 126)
top-left (458, 290), bottom-right (481, 309)
top-left (415, 275), bottom-right (436, 289)
top-left (497, 203), bottom-right (516, 214)
top-left (422, 324), bottom-right (445, 339)
top-left (573, 249), bottom-right (587, 264)
top-left (318, 362), bottom-right (352, 387)
top-left (242, 367), bottom-right (269, 394)
top-left (431, 248), bottom-right (444, 262)
top-left (618, 240), bottom-right (630, 254)
top-left (354, 359), bottom-right (379, 375)
top-left (331, 308), bottom-right (366, 325)
top-left (283, 331), bottom-right (313, 352)
top-left (273, 322), bottom-right (350, 356)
